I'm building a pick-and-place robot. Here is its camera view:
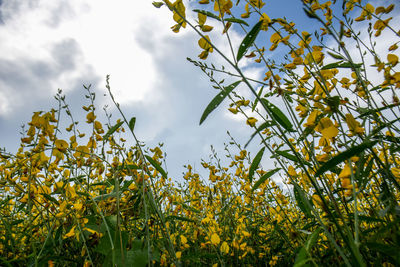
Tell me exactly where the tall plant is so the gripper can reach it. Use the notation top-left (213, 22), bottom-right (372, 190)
top-left (155, 0), bottom-right (400, 265)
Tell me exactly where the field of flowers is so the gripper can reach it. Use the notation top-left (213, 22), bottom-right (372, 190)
top-left (1, 0), bottom-right (400, 266)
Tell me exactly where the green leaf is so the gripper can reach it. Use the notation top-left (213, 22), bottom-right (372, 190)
top-left (152, 1), bottom-right (164, 8)
top-left (200, 80), bottom-right (241, 125)
top-left (251, 86), bottom-right (264, 112)
top-left (323, 96), bottom-right (340, 113)
top-left (327, 51), bottom-right (344, 60)
top-left (145, 155), bottom-right (168, 179)
top-left (245, 120), bottom-right (275, 148)
top-left (293, 183), bottom-right (313, 218)
top-left (321, 61), bottom-right (362, 70)
top-left (224, 17), bottom-right (249, 26)
top-left (123, 164), bottom-right (141, 170)
top-left (365, 242), bottom-right (400, 262)
top-left (103, 121), bottom-right (124, 141)
top-left (357, 103), bottom-right (399, 118)
top-left (0, 257), bottom-right (13, 267)
top-left (94, 192), bottom-right (118, 202)
top-left (128, 249), bottom-right (149, 267)
top-left (166, 215), bottom-right (196, 223)
top-left (193, 9), bottom-right (221, 21)
top-left (294, 228), bottom-right (321, 267)
top-left (41, 193), bottom-right (59, 205)
top-left (237, 20), bottom-right (263, 62)
top-left (293, 256), bottom-right (311, 267)
top-left (273, 150), bottom-right (312, 166)
top-left (261, 98), bottom-right (294, 132)
top-left (248, 147), bottom-right (265, 183)
top-left (129, 117), bottom-right (136, 132)
top-left (315, 140), bottom-right (378, 177)
top-left (179, 202), bottom-right (201, 213)
top-left (303, 8), bottom-right (318, 19)
top-left (355, 215), bottom-right (385, 223)
top-left (305, 227), bottom-right (321, 251)
top-left (251, 168), bottom-right (280, 191)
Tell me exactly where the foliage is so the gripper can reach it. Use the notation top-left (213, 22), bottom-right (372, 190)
top-left (1, 0), bottom-right (400, 266)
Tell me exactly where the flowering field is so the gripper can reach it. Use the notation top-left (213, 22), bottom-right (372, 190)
top-left (1, 0), bottom-right (400, 266)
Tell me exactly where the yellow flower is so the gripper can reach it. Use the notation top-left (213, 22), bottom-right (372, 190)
top-left (246, 117), bottom-right (258, 127)
top-left (241, 3), bottom-right (250, 18)
top-left (338, 163), bottom-right (351, 179)
top-left (172, 0), bottom-right (187, 28)
top-left (345, 113), bottom-right (364, 135)
top-left (288, 166), bottom-right (297, 177)
top-left (249, 0), bottom-right (265, 9)
top-left (312, 194), bottom-right (324, 207)
top-left (317, 117), bottom-right (338, 140)
top-left (214, 0), bottom-right (232, 17)
top-left (387, 54), bottom-right (399, 66)
top-left (198, 35), bottom-right (213, 52)
top-left (64, 225), bottom-right (76, 239)
top-left (65, 184), bottom-right (77, 199)
top-left (391, 167), bottom-right (400, 178)
top-left (260, 13), bottom-right (271, 31)
top-left (316, 153), bottom-right (330, 162)
top-left (86, 111), bottom-right (96, 123)
top-left (180, 235), bottom-right (188, 245)
top-left (198, 50), bottom-right (209, 59)
top-left (228, 107), bottom-right (238, 114)
top-left (201, 25), bottom-right (213, 32)
top-left (94, 120), bottom-right (104, 134)
top-left (211, 233), bottom-right (221, 245)
top-left (55, 139), bottom-right (69, 152)
top-left (303, 110), bottom-right (321, 127)
top-left (220, 241), bottom-right (230, 254)
top-left (176, 251), bottom-right (182, 259)
top-left (74, 145), bottom-right (90, 158)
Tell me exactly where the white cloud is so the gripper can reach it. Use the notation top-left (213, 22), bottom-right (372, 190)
top-left (0, 0), bottom-right (184, 117)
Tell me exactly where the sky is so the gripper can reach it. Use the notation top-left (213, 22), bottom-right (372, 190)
top-left (0, 0), bottom-right (398, 181)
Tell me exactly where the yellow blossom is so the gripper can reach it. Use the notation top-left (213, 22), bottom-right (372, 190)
top-left (345, 113), bottom-right (364, 135)
top-left (260, 13), bottom-right (271, 31)
top-left (64, 226), bottom-right (76, 239)
top-left (211, 233), bottom-right (221, 245)
top-left (246, 117), bottom-right (258, 127)
top-left (387, 54), bottom-right (398, 66)
top-left (55, 139), bottom-right (69, 152)
top-left (86, 111), bottom-right (96, 123)
top-left (180, 235), bottom-right (188, 245)
top-left (220, 241), bottom-right (230, 254)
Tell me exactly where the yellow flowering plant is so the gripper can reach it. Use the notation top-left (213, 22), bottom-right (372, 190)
top-left (0, 0), bottom-right (399, 266)
top-left (153, 0), bottom-right (400, 265)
